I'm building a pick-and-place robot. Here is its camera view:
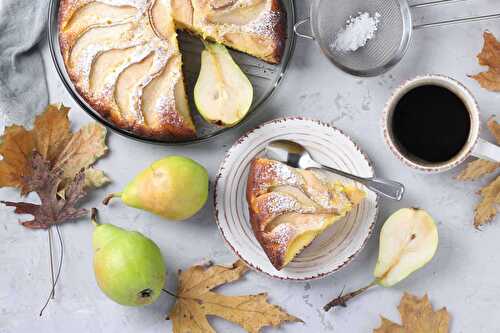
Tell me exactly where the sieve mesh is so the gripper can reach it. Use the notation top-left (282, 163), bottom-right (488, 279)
top-left (312, 0), bottom-right (412, 76)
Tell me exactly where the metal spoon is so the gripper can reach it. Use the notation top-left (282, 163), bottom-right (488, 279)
top-left (265, 140), bottom-right (405, 201)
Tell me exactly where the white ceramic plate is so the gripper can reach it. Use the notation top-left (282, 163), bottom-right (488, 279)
top-left (214, 118), bottom-right (379, 280)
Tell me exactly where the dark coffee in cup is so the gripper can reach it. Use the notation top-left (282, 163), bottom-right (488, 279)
top-left (384, 75), bottom-right (499, 173)
top-left (391, 85), bottom-right (471, 163)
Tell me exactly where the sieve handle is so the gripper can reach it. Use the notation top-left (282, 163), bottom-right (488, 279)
top-left (293, 18), bottom-right (315, 40)
top-left (413, 13), bottom-right (500, 30)
top-left (409, 0), bottom-right (466, 9)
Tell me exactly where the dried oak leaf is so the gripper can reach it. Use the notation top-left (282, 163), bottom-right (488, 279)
top-left (475, 175), bottom-right (500, 227)
top-left (84, 168), bottom-right (111, 188)
top-left (470, 32), bottom-right (500, 91)
top-left (0, 125), bottom-right (35, 194)
top-left (53, 121), bottom-right (108, 182)
top-left (168, 260), bottom-right (301, 333)
top-left (488, 116), bottom-right (500, 144)
top-left (374, 293), bottom-right (450, 333)
top-left (33, 103), bottom-right (72, 163)
top-left (456, 117), bottom-right (500, 181)
top-left (456, 159), bottom-right (498, 181)
top-left (0, 104), bottom-right (109, 195)
top-left (1, 152), bottom-right (88, 229)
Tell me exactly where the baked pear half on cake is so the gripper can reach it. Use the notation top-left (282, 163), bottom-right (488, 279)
top-left (247, 158), bottom-right (365, 270)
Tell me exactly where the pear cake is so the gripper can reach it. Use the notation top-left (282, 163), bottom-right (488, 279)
top-left (58, 0), bottom-right (286, 140)
top-left (172, 0), bottom-right (285, 63)
top-left (247, 158), bottom-right (365, 270)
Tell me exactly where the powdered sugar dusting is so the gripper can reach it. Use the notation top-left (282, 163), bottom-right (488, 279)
top-left (332, 12), bottom-right (380, 52)
top-left (303, 184), bottom-right (331, 209)
top-left (268, 222), bottom-right (293, 250)
top-left (268, 161), bottom-right (302, 187)
top-left (261, 192), bottom-right (314, 215)
top-left (98, 45), bottom-right (152, 101)
top-left (129, 42), bottom-right (174, 123)
top-left (156, 95), bottom-right (174, 113)
top-left (243, 9), bottom-right (279, 36)
top-left (75, 39), bottom-right (146, 90)
top-left (204, 0), bottom-right (280, 38)
top-left (155, 69), bottom-right (181, 121)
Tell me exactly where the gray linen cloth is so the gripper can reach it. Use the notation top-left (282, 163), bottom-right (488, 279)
top-left (0, 0), bottom-right (49, 131)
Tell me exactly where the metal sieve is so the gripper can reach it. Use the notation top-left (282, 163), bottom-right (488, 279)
top-left (294, 0), bottom-right (500, 77)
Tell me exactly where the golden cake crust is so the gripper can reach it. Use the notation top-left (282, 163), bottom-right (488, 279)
top-left (247, 158), bottom-right (365, 270)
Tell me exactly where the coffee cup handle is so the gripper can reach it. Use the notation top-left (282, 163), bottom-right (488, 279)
top-left (471, 137), bottom-right (500, 162)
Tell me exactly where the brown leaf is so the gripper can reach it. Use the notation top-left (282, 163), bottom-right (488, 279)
top-left (470, 32), bottom-right (500, 91)
top-left (33, 104), bottom-right (72, 163)
top-left (454, 117), bottom-right (500, 226)
top-left (0, 125), bottom-right (34, 194)
top-left (53, 122), bottom-right (108, 181)
top-left (456, 159), bottom-right (499, 181)
top-left (84, 168), bottom-right (111, 188)
top-left (487, 116), bottom-right (500, 144)
top-left (456, 117), bottom-right (500, 181)
top-left (474, 175), bottom-right (500, 227)
top-left (0, 104), bottom-right (109, 195)
top-left (374, 293), bottom-right (450, 333)
top-left (374, 318), bottom-right (405, 333)
top-left (168, 260), bottom-right (301, 333)
top-left (1, 152), bottom-right (88, 229)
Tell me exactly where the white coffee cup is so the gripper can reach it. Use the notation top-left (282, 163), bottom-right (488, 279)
top-left (383, 75), bottom-right (500, 173)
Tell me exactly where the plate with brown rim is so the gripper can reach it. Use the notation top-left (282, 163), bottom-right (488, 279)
top-left (214, 117), bottom-right (379, 280)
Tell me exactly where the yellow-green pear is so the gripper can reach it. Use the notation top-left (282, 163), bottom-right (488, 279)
top-left (324, 208), bottom-right (439, 311)
top-left (374, 208), bottom-right (439, 287)
top-left (91, 209), bottom-right (166, 306)
top-left (194, 42), bottom-right (253, 127)
top-left (104, 156), bottom-right (209, 221)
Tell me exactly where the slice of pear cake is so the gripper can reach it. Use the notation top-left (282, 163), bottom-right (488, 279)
top-left (246, 158), bottom-right (365, 270)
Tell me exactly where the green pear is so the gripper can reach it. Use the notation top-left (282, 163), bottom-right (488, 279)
top-left (374, 208), bottom-right (439, 287)
top-left (194, 41), bottom-right (253, 127)
top-left (104, 156), bottom-right (209, 221)
top-left (91, 210), bottom-right (166, 306)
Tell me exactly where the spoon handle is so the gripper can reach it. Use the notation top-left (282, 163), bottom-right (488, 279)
top-left (362, 177), bottom-right (405, 201)
top-left (318, 165), bottom-right (405, 201)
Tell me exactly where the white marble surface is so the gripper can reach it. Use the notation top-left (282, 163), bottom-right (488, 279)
top-left (1, 1), bottom-right (500, 332)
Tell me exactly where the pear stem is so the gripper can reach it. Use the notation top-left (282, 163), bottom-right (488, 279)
top-left (323, 280), bottom-right (378, 312)
top-left (162, 288), bottom-right (178, 298)
top-left (200, 38), bottom-right (210, 49)
top-left (90, 208), bottom-right (100, 226)
top-left (102, 192), bottom-right (122, 205)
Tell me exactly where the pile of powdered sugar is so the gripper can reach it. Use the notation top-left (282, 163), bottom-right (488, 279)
top-left (332, 12), bottom-right (381, 52)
